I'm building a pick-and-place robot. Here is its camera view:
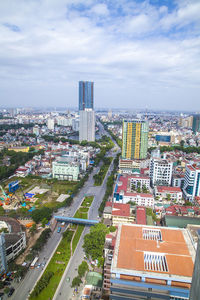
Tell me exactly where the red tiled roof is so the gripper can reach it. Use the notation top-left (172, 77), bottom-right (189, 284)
top-left (112, 203), bottom-right (130, 217)
top-left (136, 206), bottom-right (146, 225)
top-left (156, 186), bottom-right (182, 193)
top-left (105, 201), bottom-right (112, 207)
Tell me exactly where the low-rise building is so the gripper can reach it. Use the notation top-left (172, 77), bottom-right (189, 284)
top-left (0, 217), bottom-right (26, 262)
top-left (103, 202), bottom-right (135, 226)
top-left (114, 175), bottom-right (154, 208)
top-left (154, 186), bottom-right (183, 202)
top-left (119, 158), bottom-right (149, 174)
top-left (8, 146), bottom-right (30, 152)
top-left (52, 159), bottom-right (79, 181)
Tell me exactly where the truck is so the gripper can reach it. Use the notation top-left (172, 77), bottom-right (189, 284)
top-left (30, 257), bottom-right (39, 269)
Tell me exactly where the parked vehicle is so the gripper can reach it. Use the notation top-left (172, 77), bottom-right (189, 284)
top-left (8, 287), bottom-right (15, 297)
top-left (30, 256), bottom-right (39, 269)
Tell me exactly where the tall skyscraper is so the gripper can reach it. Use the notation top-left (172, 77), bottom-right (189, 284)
top-left (79, 81), bottom-right (95, 142)
top-left (122, 120), bottom-right (149, 160)
top-left (79, 81), bottom-right (94, 110)
top-left (79, 109), bottom-right (95, 142)
top-left (192, 115), bottom-right (200, 133)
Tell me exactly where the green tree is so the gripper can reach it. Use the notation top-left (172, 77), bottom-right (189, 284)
top-left (166, 194), bottom-right (171, 201)
top-left (78, 261), bottom-right (88, 277)
top-left (109, 226), bottom-right (117, 232)
top-left (71, 276), bottom-right (82, 288)
top-left (4, 287), bottom-right (10, 294)
top-left (83, 223), bottom-right (109, 260)
top-left (0, 206), bottom-right (5, 215)
top-left (30, 223), bottom-right (37, 235)
top-left (32, 207), bottom-right (52, 223)
top-left (41, 217), bottom-right (48, 228)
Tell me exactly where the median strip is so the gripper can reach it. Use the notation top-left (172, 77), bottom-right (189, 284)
top-left (29, 196), bottom-right (94, 300)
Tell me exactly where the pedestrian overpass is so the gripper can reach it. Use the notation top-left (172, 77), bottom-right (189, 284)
top-left (54, 216), bottom-right (99, 226)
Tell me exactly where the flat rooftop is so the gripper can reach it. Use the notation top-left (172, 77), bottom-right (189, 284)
top-left (112, 224), bottom-right (195, 281)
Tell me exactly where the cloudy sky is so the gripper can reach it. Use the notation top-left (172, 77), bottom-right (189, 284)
top-left (0, 0), bottom-right (200, 111)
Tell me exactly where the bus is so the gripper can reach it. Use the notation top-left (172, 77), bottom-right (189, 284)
top-left (30, 257), bottom-right (39, 269)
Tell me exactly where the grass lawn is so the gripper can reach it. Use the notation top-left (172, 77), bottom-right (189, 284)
top-left (79, 207), bottom-right (89, 213)
top-left (72, 225), bottom-right (85, 254)
top-left (30, 230), bottom-right (74, 300)
top-left (52, 181), bottom-right (76, 194)
top-left (81, 196), bottom-right (94, 207)
top-left (74, 211), bottom-right (87, 219)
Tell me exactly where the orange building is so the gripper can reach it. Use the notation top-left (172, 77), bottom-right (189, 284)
top-left (104, 224), bottom-right (195, 300)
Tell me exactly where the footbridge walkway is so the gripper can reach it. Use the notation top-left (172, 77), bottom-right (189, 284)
top-left (54, 216), bottom-right (99, 226)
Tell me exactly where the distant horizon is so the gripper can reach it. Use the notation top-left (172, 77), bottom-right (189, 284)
top-left (0, 105), bottom-right (198, 114)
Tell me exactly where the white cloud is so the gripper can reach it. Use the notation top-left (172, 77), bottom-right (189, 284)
top-left (0, 0), bottom-right (199, 110)
top-left (90, 3), bottom-right (109, 16)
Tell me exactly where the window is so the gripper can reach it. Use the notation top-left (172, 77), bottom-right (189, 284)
top-left (144, 252), bottom-right (168, 272)
top-left (143, 228), bottom-right (162, 241)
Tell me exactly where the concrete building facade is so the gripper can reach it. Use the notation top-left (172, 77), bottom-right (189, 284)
top-left (52, 160), bottom-right (79, 181)
top-left (0, 233), bottom-right (7, 275)
top-left (122, 120), bottom-right (149, 160)
top-left (150, 158), bottom-right (173, 187)
top-left (79, 109), bottom-right (95, 142)
top-left (183, 165), bottom-right (200, 202)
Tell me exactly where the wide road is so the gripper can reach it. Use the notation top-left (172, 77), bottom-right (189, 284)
top-left (54, 125), bottom-right (120, 300)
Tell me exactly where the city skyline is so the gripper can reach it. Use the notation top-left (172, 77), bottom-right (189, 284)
top-left (0, 1), bottom-right (200, 111)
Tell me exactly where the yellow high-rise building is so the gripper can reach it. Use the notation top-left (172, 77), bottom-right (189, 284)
top-left (122, 120), bottom-right (149, 160)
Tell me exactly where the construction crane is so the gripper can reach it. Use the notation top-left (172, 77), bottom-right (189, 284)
top-left (0, 185), bottom-right (10, 198)
top-left (0, 185), bottom-right (10, 205)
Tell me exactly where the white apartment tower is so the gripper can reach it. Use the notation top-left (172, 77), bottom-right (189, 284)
top-left (47, 118), bottom-right (55, 131)
top-left (150, 158), bottom-right (173, 187)
top-left (183, 165), bottom-right (200, 202)
top-left (79, 109), bottom-right (95, 142)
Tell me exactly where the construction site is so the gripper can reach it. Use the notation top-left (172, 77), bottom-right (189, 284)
top-left (0, 176), bottom-right (76, 211)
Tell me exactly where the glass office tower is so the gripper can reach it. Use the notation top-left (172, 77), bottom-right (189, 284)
top-left (192, 115), bottom-right (200, 133)
top-left (79, 81), bottom-right (94, 110)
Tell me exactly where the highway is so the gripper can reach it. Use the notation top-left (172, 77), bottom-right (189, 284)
top-left (54, 122), bottom-right (120, 300)
top-left (10, 121), bottom-right (120, 300)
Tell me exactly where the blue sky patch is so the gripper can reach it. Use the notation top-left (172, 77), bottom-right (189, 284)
top-left (3, 23), bottom-right (20, 32)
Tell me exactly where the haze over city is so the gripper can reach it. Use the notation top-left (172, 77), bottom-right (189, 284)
top-left (0, 0), bottom-right (200, 110)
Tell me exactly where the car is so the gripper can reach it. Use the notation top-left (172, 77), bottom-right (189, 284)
top-left (8, 287), bottom-right (15, 297)
top-left (0, 293), bottom-right (4, 297)
top-left (66, 277), bottom-right (70, 282)
top-left (57, 227), bottom-right (61, 233)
